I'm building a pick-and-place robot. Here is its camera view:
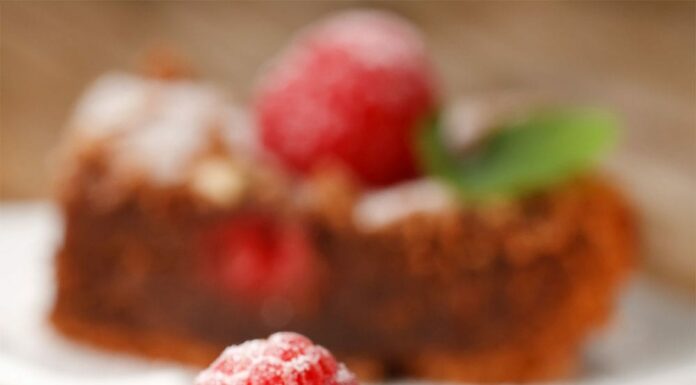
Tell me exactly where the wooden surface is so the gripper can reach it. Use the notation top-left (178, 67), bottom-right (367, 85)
top-left (1, 1), bottom-right (694, 199)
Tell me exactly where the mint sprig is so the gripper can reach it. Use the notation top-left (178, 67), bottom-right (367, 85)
top-left (418, 108), bottom-right (618, 201)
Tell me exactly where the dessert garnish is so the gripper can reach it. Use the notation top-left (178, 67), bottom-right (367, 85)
top-left (195, 332), bottom-right (358, 385)
top-left (418, 108), bottom-right (617, 200)
top-left (255, 10), bottom-right (437, 186)
top-left (255, 10), bottom-right (616, 203)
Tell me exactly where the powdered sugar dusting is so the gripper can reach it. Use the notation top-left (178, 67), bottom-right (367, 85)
top-left (67, 73), bottom-right (252, 185)
top-left (353, 178), bottom-right (457, 231)
top-left (258, 10), bottom-right (430, 96)
top-left (71, 73), bottom-right (151, 137)
top-left (112, 80), bottom-right (220, 183)
top-left (195, 332), bottom-right (357, 385)
top-left (333, 364), bottom-right (355, 385)
top-left (307, 10), bottom-right (426, 69)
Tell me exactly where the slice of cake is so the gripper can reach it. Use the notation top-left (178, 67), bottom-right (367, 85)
top-left (51, 11), bottom-right (635, 383)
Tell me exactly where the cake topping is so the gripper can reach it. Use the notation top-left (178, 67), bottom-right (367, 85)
top-left (67, 73), bottom-right (254, 188)
top-left (195, 332), bottom-right (357, 385)
top-left (255, 10), bottom-right (437, 186)
top-left (71, 73), bottom-right (151, 136)
top-left (190, 157), bottom-right (249, 207)
top-left (113, 80), bottom-right (222, 183)
top-left (353, 179), bottom-right (456, 231)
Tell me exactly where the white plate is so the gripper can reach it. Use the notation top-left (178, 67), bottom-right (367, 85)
top-left (0, 203), bottom-right (694, 385)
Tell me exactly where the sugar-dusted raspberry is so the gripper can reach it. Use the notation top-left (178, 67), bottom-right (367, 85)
top-left (199, 215), bottom-right (319, 302)
top-left (255, 10), bottom-right (438, 186)
top-left (195, 332), bottom-right (358, 385)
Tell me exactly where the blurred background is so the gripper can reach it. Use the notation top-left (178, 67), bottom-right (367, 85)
top-left (0, 1), bottom-right (694, 283)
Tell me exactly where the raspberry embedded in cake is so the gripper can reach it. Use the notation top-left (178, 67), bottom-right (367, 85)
top-left (198, 215), bottom-right (321, 303)
top-left (195, 332), bottom-right (358, 385)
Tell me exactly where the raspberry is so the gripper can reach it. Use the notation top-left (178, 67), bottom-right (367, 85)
top-left (199, 215), bottom-right (318, 301)
top-left (195, 332), bottom-right (358, 385)
top-left (255, 10), bottom-right (438, 186)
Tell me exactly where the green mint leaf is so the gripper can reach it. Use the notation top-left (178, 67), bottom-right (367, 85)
top-left (418, 108), bottom-right (618, 200)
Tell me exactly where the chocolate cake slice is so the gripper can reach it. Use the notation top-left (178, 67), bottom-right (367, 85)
top-left (51, 11), bottom-right (635, 383)
top-left (51, 71), bottom-right (634, 382)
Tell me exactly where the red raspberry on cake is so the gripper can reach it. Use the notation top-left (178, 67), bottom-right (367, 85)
top-left (255, 10), bottom-right (438, 186)
top-left (195, 332), bottom-right (358, 385)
